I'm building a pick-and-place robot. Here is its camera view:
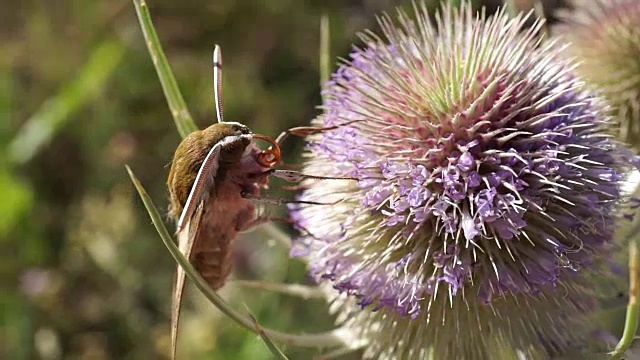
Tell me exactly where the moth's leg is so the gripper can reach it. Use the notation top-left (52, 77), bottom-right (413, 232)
top-left (241, 216), bottom-right (321, 242)
top-left (234, 202), bottom-right (282, 233)
top-left (268, 169), bottom-right (357, 183)
top-left (241, 191), bottom-right (339, 206)
top-left (239, 191), bottom-right (341, 234)
top-left (245, 169), bottom-right (357, 196)
top-left (235, 205), bottom-right (321, 242)
top-left (246, 168), bottom-right (357, 186)
top-left (280, 184), bottom-right (308, 191)
top-left (234, 203), bottom-right (266, 232)
top-left (265, 120), bottom-right (362, 168)
top-left (274, 119), bottom-right (363, 146)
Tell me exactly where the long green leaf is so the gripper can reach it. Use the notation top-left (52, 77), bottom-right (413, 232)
top-left (132, 0), bottom-right (197, 138)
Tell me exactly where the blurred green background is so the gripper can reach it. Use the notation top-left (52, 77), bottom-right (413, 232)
top-left (0, 0), bottom-right (595, 359)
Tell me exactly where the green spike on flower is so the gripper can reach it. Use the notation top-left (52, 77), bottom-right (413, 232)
top-left (288, 2), bottom-right (636, 358)
top-left (554, 0), bottom-right (640, 147)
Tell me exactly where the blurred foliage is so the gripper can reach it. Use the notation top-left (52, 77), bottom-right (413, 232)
top-left (4, 0), bottom-right (636, 359)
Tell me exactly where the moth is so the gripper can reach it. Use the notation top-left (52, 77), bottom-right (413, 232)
top-left (166, 45), bottom-right (350, 359)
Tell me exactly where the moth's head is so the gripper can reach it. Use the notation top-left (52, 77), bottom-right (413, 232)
top-left (202, 122), bottom-right (281, 168)
top-left (201, 122), bottom-right (251, 164)
top-left (202, 122), bottom-right (251, 144)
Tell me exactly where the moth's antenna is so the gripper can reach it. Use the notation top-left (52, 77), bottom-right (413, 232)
top-left (213, 45), bottom-right (224, 123)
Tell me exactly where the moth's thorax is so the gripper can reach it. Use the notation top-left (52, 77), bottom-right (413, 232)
top-left (166, 122), bottom-right (259, 220)
top-left (206, 141), bottom-right (271, 201)
top-left (202, 142), bottom-right (271, 223)
top-left (226, 143), bottom-right (272, 190)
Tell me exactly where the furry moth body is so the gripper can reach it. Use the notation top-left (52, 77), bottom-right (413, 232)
top-left (166, 46), bottom-right (281, 360)
top-left (167, 122), bottom-right (274, 289)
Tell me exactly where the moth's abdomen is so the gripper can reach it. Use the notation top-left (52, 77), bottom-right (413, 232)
top-left (189, 186), bottom-right (258, 290)
top-left (192, 231), bottom-right (235, 290)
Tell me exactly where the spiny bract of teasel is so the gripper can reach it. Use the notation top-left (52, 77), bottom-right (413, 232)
top-left (289, 3), bottom-right (634, 359)
top-left (554, 0), bottom-right (640, 148)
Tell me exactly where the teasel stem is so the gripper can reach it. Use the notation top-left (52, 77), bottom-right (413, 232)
top-left (610, 240), bottom-right (640, 359)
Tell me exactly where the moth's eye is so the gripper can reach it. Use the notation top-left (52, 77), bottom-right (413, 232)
top-left (231, 124), bottom-right (251, 135)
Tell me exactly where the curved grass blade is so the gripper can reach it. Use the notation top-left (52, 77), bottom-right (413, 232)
top-left (610, 240), bottom-right (640, 359)
top-left (126, 165), bottom-right (351, 349)
top-left (171, 203), bottom-right (203, 359)
top-left (132, 0), bottom-right (197, 138)
top-left (246, 307), bottom-right (289, 360)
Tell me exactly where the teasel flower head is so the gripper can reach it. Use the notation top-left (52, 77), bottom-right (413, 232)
top-left (289, 2), bottom-right (634, 358)
top-left (554, 0), bottom-right (640, 147)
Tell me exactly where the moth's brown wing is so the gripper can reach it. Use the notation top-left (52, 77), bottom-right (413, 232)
top-left (171, 203), bottom-right (203, 360)
top-left (176, 142), bottom-right (223, 231)
top-left (176, 134), bottom-right (251, 231)
top-left (170, 134), bottom-right (250, 359)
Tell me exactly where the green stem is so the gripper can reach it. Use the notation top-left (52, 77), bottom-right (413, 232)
top-left (610, 241), bottom-right (640, 359)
